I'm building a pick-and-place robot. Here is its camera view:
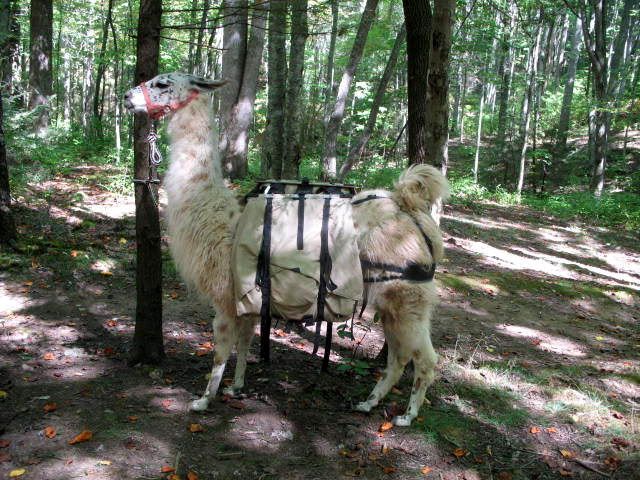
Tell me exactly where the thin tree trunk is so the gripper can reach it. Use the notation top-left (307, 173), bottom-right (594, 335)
top-left (555, 16), bottom-right (581, 156)
top-left (339, 24), bottom-right (405, 179)
top-left (458, 67), bottom-right (467, 142)
top-left (402, 0), bottom-right (432, 165)
top-left (262, 0), bottom-right (287, 178)
top-left (496, 1), bottom-right (515, 164)
top-left (130, 0), bottom-right (164, 365)
top-left (473, 82), bottom-right (485, 183)
top-left (194, 0), bottom-right (211, 75)
top-left (28, 0), bottom-right (53, 134)
top-left (92, 0), bottom-right (115, 137)
top-left (322, 0), bottom-right (379, 179)
top-left (220, 0), bottom-right (268, 179)
top-left (450, 62), bottom-right (462, 136)
top-left (425, 0), bottom-right (455, 173)
top-left (281, 0), bottom-right (308, 179)
top-left (516, 19), bottom-right (542, 195)
top-left (322, 0), bottom-right (338, 127)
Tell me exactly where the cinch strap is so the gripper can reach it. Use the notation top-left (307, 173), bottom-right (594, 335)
top-left (139, 82), bottom-right (199, 120)
top-left (257, 196), bottom-right (274, 362)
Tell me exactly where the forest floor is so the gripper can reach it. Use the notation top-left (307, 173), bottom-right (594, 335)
top-left (0, 167), bottom-right (639, 480)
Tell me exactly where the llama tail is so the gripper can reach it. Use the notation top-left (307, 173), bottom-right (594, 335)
top-left (392, 164), bottom-right (450, 214)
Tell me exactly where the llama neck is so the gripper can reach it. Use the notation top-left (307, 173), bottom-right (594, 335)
top-left (165, 95), bottom-right (224, 202)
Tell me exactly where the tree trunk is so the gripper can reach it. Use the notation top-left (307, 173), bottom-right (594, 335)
top-left (130, 0), bottom-right (164, 366)
top-left (450, 63), bottom-right (462, 136)
top-left (322, 0), bottom-right (379, 179)
top-left (0, 80), bottom-right (16, 245)
top-left (28, 0), bottom-right (53, 134)
top-left (555, 16), bottom-right (580, 156)
top-left (194, 0), bottom-right (211, 75)
top-left (262, 0), bottom-right (287, 178)
top-left (458, 67), bottom-right (467, 142)
top-left (92, 0), bottom-right (115, 138)
top-left (0, 0), bottom-right (18, 94)
top-left (425, 0), bottom-right (455, 174)
top-left (496, 2), bottom-right (516, 169)
top-left (473, 82), bottom-right (485, 183)
top-left (516, 19), bottom-right (542, 195)
top-left (322, 0), bottom-right (339, 128)
top-left (281, 0), bottom-right (308, 179)
top-left (220, 0), bottom-right (268, 179)
top-left (339, 24), bottom-right (405, 179)
top-left (402, 0), bottom-right (432, 165)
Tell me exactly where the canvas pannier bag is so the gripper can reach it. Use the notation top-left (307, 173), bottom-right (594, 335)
top-left (232, 182), bottom-right (364, 325)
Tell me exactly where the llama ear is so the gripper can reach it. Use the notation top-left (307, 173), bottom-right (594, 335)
top-left (190, 77), bottom-right (227, 90)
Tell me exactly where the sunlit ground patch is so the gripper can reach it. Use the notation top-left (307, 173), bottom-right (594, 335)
top-left (495, 324), bottom-right (587, 357)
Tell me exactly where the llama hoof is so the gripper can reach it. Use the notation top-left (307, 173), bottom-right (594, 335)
top-left (190, 398), bottom-right (209, 412)
top-left (354, 401), bottom-right (373, 413)
top-left (392, 414), bottom-right (414, 427)
top-left (222, 386), bottom-right (236, 397)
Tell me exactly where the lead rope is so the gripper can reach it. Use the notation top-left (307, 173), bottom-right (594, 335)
top-left (133, 122), bottom-right (162, 208)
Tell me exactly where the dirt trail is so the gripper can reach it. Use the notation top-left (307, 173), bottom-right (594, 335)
top-left (1, 169), bottom-right (638, 479)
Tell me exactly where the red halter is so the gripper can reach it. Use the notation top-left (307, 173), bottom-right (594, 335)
top-left (139, 82), bottom-right (200, 120)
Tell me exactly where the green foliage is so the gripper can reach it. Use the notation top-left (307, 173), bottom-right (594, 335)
top-left (336, 359), bottom-right (371, 376)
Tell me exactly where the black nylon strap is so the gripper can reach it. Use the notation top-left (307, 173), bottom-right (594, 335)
top-left (313, 196), bottom-right (334, 361)
top-left (257, 196), bottom-right (273, 362)
top-left (297, 193), bottom-right (305, 250)
top-left (322, 322), bottom-right (333, 372)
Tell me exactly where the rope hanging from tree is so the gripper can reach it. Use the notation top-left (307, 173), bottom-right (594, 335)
top-left (133, 122), bottom-right (162, 207)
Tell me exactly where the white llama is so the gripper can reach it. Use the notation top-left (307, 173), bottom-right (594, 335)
top-left (124, 73), bottom-right (449, 426)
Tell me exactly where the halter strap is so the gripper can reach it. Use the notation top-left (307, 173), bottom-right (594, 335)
top-left (139, 82), bottom-right (200, 120)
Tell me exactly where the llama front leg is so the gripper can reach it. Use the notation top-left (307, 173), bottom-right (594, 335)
top-left (222, 316), bottom-right (258, 397)
top-left (355, 348), bottom-right (406, 413)
top-left (392, 339), bottom-right (438, 426)
top-left (190, 315), bottom-right (237, 412)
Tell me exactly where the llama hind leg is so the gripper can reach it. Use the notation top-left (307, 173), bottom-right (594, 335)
top-left (392, 335), bottom-right (438, 426)
top-left (223, 316), bottom-right (257, 396)
top-left (355, 342), bottom-right (406, 413)
top-left (190, 315), bottom-right (237, 412)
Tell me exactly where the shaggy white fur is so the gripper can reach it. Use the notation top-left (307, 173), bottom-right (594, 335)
top-left (124, 73), bottom-right (450, 426)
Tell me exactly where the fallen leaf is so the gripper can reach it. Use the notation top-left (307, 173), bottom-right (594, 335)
top-left (168, 475), bottom-right (182, 480)
top-left (44, 426), bottom-right (56, 439)
top-left (604, 456), bottom-right (621, 470)
top-left (497, 473), bottom-right (512, 480)
top-left (100, 270), bottom-right (113, 276)
top-left (611, 437), bottom-right (630, 448)
top-left (43, 352), bottom-right (55, 361)
top-left (161, 466), bottom-right (175, 473)
top-left (558, 468), bottom-right (574, 477)
top-left (546, 427), bottom-right (558, 433)
top-left (195, 348), bottom-right (210, 357)
top-left (274, 329), bottom-right (287, 337)
top-left (170, 291), bottom-right (179, 299)
top-left (612, 411), bottom-right (624, 419)
top-left (0, 440), bottom-right (10, 448)
top-left (127, 416), bottom-right (138, 423)
top-left (453, 448), bottom-right (467, 458)
top-left (161, 399), bottom-right (173, 409)
top-left (560, 449), bottom-right (575, 459)
top-left (189, 423), bottom-right (204, 433)
top-left (9, 468), bottom-right (25, 477)
top-left (378, 422), bottom-right (393, 433)
top-left (119, 237), bottom-right (127, 244)
top-left (531, 339), bottom-right (542, 346)
top-left (0, 390), bottom-right (7, 399)
top-left (421, 466), bottom-right (433, 475)
top-left (23, 280), bottom-right (33, 286)
top-left (390, 387), bottom-right (402, 395)
top-left (530, 426), bottom-right (541, 434)
top-left (0, 452), bottom-right (11, 463)
top-left (68, 430), bottom-right (93, 445)
top-left (43, 402), bottom-right (58, 413)
top-left (187, 472), bottom-right (199, 480)
top-left (70, 250), bottom-right (79, 258)
top-left (97, 460), bottom-right (111, 466)
top-left (105, 320), bottom-right (117, 327)
top-left (381, 466), bottom-right (396, 474)
top-left (595, 336), bottom-right (604, 341)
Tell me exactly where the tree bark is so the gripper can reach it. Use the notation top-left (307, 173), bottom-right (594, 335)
top-left (220, 0), bottom-right (268, 179)
top-left (425, 0), bottom-right (455, 173)
top-left (495, 1), bottom-right (516, 169)
top-left (282, 0), bottom-right (308, 179)
top-left (0, 72), bottom-right (16, 245)
top-left (402, 0), bottom-right (432, 165)
top-left (194, 0), bottom-right (211, 75)
top-left (322, 0), bottom-right (379, 179)
top-left (28, 0), bottom-right (53, 134)
top-left (322, 0), bottom-right (338, 127)
top-left (473, 81), bottom-right (485, 183)
top-left (555, 16), bottom-right (581, 156)
top-left (92, 0), bottom-right (115, 137)
top-left (516, 19), bottom-right (542, 195)
top-left (262, 0), bottom-right (287, 178)
top-left (339, 24), bottom-right (405, 179)
top-left (130, 0), bottom-right (164, 365)
top-left (0, 0), bottom-right (18, 94)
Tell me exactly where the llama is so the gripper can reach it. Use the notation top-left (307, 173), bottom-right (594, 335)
top-left (124, 73), bottom-right (449, 426)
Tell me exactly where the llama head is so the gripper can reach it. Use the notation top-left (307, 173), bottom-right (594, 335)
top-left (124, 72), bottom-right (226, 119)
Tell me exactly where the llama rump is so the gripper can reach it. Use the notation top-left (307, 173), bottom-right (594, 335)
top-left (124, 73), bottom-right (449, 426)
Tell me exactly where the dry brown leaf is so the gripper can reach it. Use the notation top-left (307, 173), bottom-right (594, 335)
top-left (68, 430), bottom-right (93, 445)
top-left (559, 468), bottom-right (574, 477)
top-left (189, 423), bottom-right (204, 433)
top-left (611, 437), bottom-right (630, 448)
top-left (187, 472), bottom-right (199, 480)
top-left (529, 426), bottom-right (541, 434)
top-left (161, 399), bottom-right (173, 409)
top-left (195, 349), bottom-right (210, 357)
top-left (546, 427), bottom-right (558, 433)
top-left (381, 466), bottom-right (396, 474)
top-left (227, 400), bottom-right (246, 410)
top-left (560, 449), bottom-right (576, 459)
top-left (604, 456), bottom-right (621, 470)
top-left (44, 426), bottom-right (56, 439)
top-left (497, 472), bottom-right (512, 480)
top-left (612, 411), bottom-right (624, 419)
top-left (453, 448), bottom-right (467, 458)
top-left (43, 352), bottom-right (55, 361)
top-left (421, 466), bottom-right (433, 475)
top-left (70, 250), bottom-right (79, 258)
top-left (105, 320), bottom-right (117, 327)
top-left (43, 402), bottom-right (58, 413)
top-left (170, 291), bottom-right (179, 299)
top-left (274, 329), bottom-right (287, 337)
top-left (168, 475), bottom-right (182, 480)
top-left (161, 465), bottom-right (175, 473)
top-left (378, 422), bottom-right (393, 433)
top-left (0, 440), bottom-right (10, 448)
top-left (127, 416), bottom-right (138, 423)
